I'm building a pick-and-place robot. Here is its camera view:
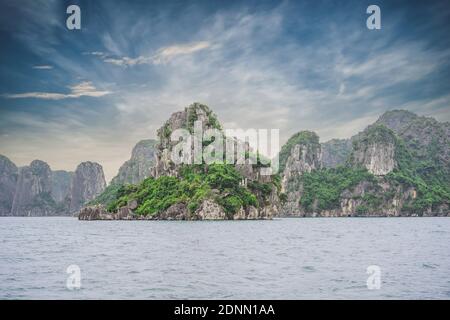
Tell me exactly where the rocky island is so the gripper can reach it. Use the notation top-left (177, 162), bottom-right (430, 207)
top-left (80, 103), bottom-right (281, 220)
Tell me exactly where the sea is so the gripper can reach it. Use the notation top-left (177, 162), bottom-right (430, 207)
top-left (1, 217), bottom-right (449, 299)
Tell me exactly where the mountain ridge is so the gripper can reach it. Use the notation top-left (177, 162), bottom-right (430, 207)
top-left (0, 157), bottom-right (106, 216)
top-left (1, 107), bottom-right (448, 217)
top-left (281, 110), bottom-right (449, 217)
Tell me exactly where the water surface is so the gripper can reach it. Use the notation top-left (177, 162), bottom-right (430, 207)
top-left (1, 217), bottom-right (449, 299)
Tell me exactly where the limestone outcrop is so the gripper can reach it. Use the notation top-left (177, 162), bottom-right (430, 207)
top-left (11, 160), bottom-right (55, 216)
top-left (83, 103), bottom-right (280, 220)
top-left (69, 162), bottom-right (106, 213)
top-left (111, 139), bottom-right (157, 185)
top-left (348, 125), bottom-right (397, 176)
top-left (0, 155), bottom-right (18, 216)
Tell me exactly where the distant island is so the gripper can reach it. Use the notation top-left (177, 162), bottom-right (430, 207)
top-left (1, 103), bottom-right (448, 219)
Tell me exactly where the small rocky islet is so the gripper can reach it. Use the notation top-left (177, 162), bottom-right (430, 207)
top-left (1, 103), bottom-right (449, 219)
top-left (80, 103), bottom-right (281, 220)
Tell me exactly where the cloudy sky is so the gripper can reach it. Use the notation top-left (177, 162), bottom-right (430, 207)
top-left (0, 0), bottom-right (449, 181)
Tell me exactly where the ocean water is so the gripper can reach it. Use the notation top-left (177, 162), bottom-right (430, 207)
top-left (0, 217), bottom-right (449, 299)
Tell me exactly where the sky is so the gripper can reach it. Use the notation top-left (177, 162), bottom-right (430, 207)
top-left (0, 0), bottom-right (449, 182)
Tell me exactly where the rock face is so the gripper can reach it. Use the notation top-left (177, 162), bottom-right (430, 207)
top-left (11, 160), bottom-right (56, 216)
top-left (321, 139), bottom-right (353, 168)
top-left (375, 110), bottom-right (450, 176)
top-left (152, 102), bottom-right (222, 178)
top-left (320, 110), bottom-right (450, 171)
top-left (78, 203), bottom-right (138, 220)
top-left (193, 199), bottom-right (226, 220)
top-left (280, 131), bottom-right (322, 215)
top-left (0, 156), bottom-right (110, 216)
top-left (51, 170), bottom-right (73, 203)
top-left (375, 109), bottom-right (419, 133)
top-left (348, 125), bottom-right (397, 176)
top-left (69, 162), bottom-right (106, 213)
top-left (0, 155), bottom-right (18, 216)
top-left (111, 139), bottom-right (157, 185)
top-left (281, 132), bottom-right (322, 191)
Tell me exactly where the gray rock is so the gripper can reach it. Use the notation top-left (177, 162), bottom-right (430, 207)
top-left (348, 125), bottom-right (397, 176)
top-left (51, 170), bottom-right (73, 203)
top-left (69, 162), bottom-right (106, 213)
top-left (321, 139), bottom-right (353, 168)
top-left (281, 131), bottom-right (321, 192)
top-left (194, 199), bottom-right (226, 220)
top-left (0, 155), bottom-right (18, 216)
top-left (111, 139), bottom-right (157, 185)
top-left (152, 102), bottom-right (223, 178)
top-left (376, 111), bottom-right (450, 176)
top-left (11, 160), bottom-right (54, 216)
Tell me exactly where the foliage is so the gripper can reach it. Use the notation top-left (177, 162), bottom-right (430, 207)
top-left (278, 131), bottom-right (320, 173)
top-left (355, 205), bottom-right (370, 215)
top-left (297, 166), bottom-right (376, 211)
top-left (88, 183), bottom-right (123, 207)
top-left (105, 164), bottom-right (269, 217)
top-left (356, 125), bottom-right (396, 146)
top-left (186, 103), bottom-right (222, 133)
top-left (29, 191), bottom-right (67, 213)
top-left (383, 132), bottom-right (450, 213)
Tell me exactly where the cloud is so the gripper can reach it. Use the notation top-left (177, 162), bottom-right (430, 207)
top-left (32, 65), bottom-right (53, 70)
top-left (89, 52), bottom-right (106, 56)
top-left (3, 81), bottom-right (111, 100)
top-left (88, 41), bottom-right (211, 67)
top-left (2, 1), bottom-right (449, 181)
top-left (153, 41), bottom-right (211, 63)
top-left (107, 6), bottom-right (450, 146)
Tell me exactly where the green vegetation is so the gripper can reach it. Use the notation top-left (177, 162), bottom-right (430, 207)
top-left (88, 183), bottom-right (124, 207)
top-left (297, 166), bottom-right (376, 212)
top-left (104, 164), bottom-right (273, 218)
top-left (278, 131), bottom-right (320, 173)
top-left (187, 103), bottom-right (222, 133)
top-left (386, 140), bottom-right (450, 213)
top-left (295, 126), bottom-right (449, 214)
top-left (357, 125), bottom-right (396, 145)
top-left (29, 191), bottom-right (67, 213)
top-left (295, 125), bottom-right (449, 214)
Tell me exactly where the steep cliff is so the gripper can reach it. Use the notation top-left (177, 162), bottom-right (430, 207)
top-left (375, 110), bottom-right (450, 176)
top-left (69, 162), bottom-right (106, 213)
top-left (279, 131), bottom-right (322, 215)
top-left (152, 102), bottom-right (223, 178)
top-left (10, 160), bottom-right (59, 216)
top-left (348, 125), bottom-right (397, 176)
top-left (51, 170), bottom-right (73, 203)
top-left (319, 109), bottom-right (450, 171)
top-left (0, 155), bottom-right (18, 216)
top-left (321, 139), bottom-right (353, 168)
top-left (280, 131), bottom-right (321, 192)
top-left (279, 111), bottom-right (449, 217)
top-left (111, 139), bottom-right (157, 185)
